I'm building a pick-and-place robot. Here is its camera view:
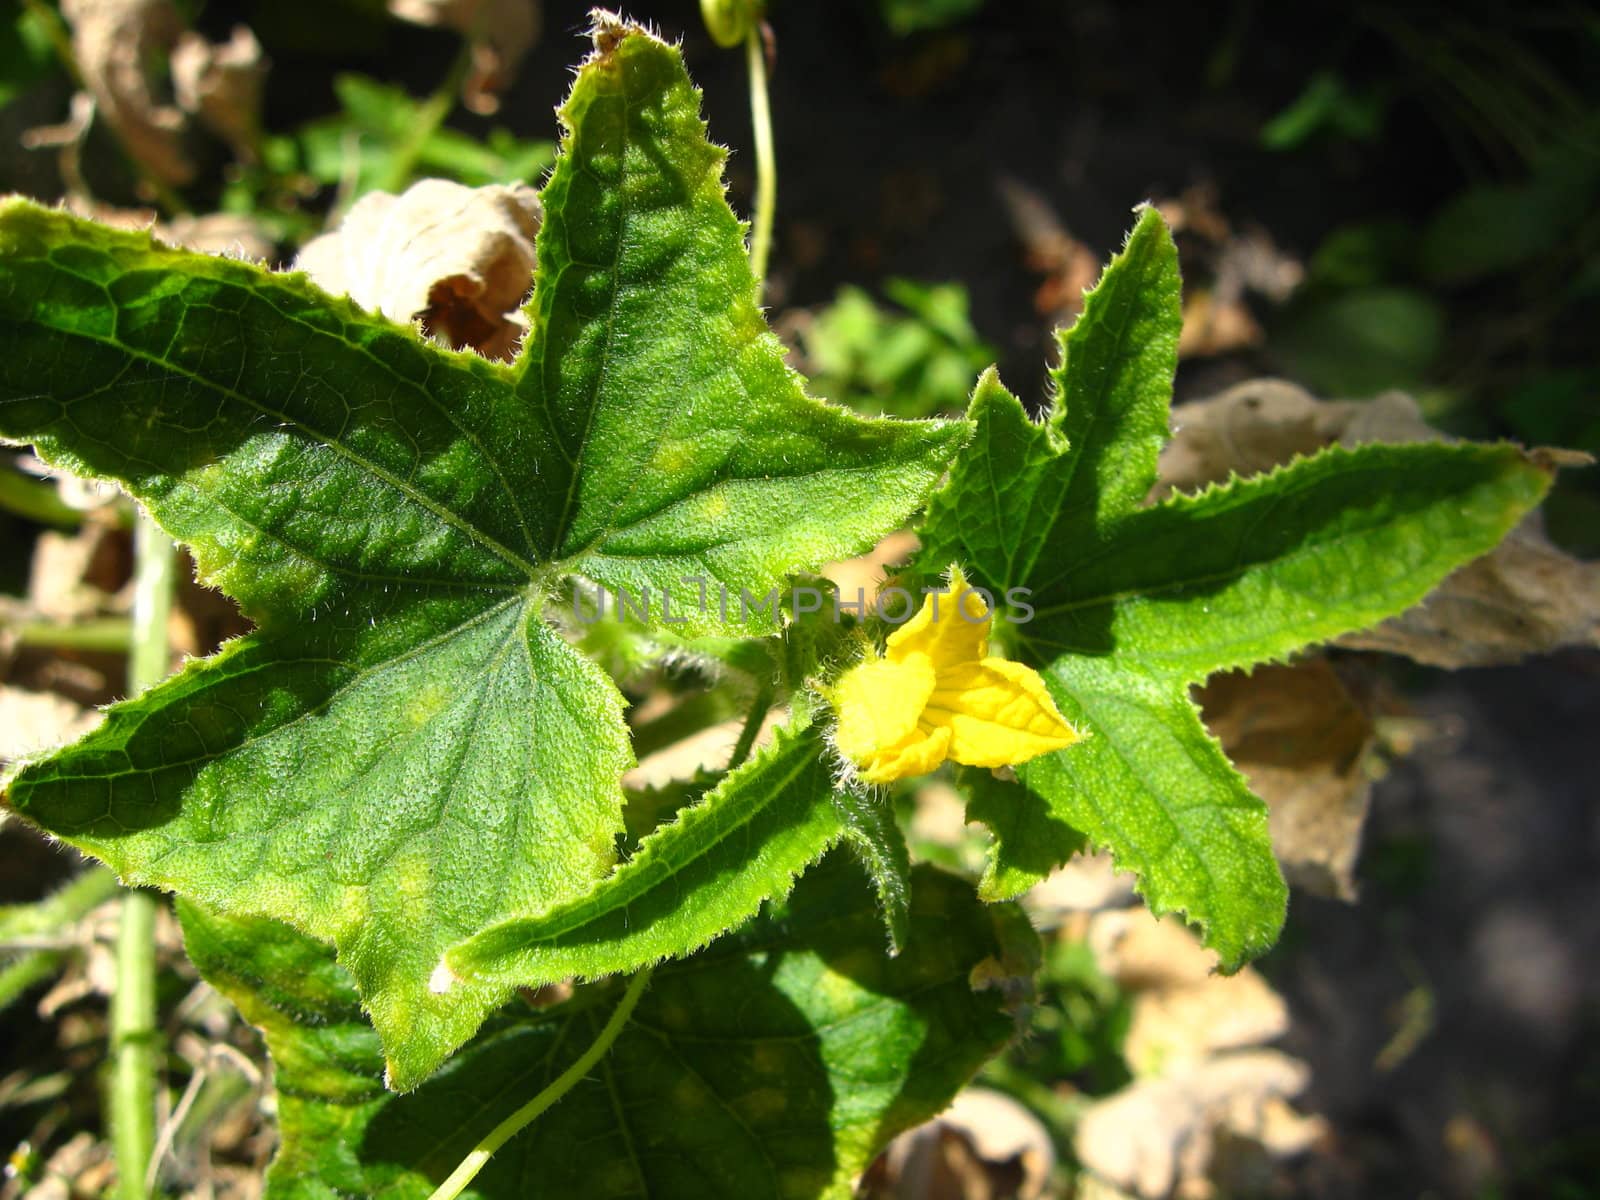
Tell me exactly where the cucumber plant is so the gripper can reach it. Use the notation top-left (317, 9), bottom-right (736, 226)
top-left (0, 14), bottom-right (1558, 1197)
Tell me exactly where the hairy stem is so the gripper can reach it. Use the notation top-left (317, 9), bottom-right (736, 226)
top-left (426, 970), bottom-right (653, 1200)
top-left (728, 678), bottom-right (774, 770)
top-left (745, 27), bottom-right (777, 289)
top-left (111, 514), bottom-right (176, 1200)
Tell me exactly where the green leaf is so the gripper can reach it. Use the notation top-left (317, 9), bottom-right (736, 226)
top-left (444, 721), bottom-right (847, 988)
top-left (955, 765), bottom-right (1084, 903)
top-left (917, 211), bottom-right (1555, 966)
top-left (1049, 207), bottom-right (1183, 538)
top-left (0, 3), bottom-right (59, 112)
top-left (180, 854), bottom-right (1031, 1199)
top-left (879, 0), bottom-right (986, 36)
top-left (1259, 71), bottom-right (1386, 150)
top-left (0, 23), bottom-right (962, 1087)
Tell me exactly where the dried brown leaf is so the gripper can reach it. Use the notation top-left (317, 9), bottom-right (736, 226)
top-left (1020, 850), bottom-right (1136, 918)
top-left (60, 0), bottom-right (193, 186)
top-left (1199, 660), bottom-right (1374, 901)
top-left (387, 0), bottom-right (541, 115)
top-left (1156, 187), bottom-right (1303, 362)
top-left (997, 176), bottom-right (1101, 323)
top-left (1177, 289), bottom-right (1262, 359)
top-left (1075, 1052), bottom-right (1324, 1200)
top-left (20, 92), bottom-right (97, 201)
top-left (1339, 520), bottom-right (1600, 666)
top-left (57, 1), bottom-right (270, 187)
top-left (1123, 968), bottom-right (1289, 1077)
top-left (1078, 909), bottom-right (1317, 1196)
top-left (294, 179), bottom-right (541, 361)
top-left (1088, 909), bottom-right (1220, 991)
top-left (0, 687), bottom-right (100, 764)
top-left (873, 1088), bottom-right (1054, 1200)
top-left (27, 525), bottom-right (130, 622)
top-left (171, 25), bottom-right (267, 164)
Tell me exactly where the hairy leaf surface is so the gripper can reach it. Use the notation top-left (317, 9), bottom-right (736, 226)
top-left (180, 856), bottom-right (1029, 1199)
top-left (444, 721), bottom-right (848, 987)
top-left (0, 24), bottom-right (962, 1086)
top-left (920, 209), bottom-right (1555, 967)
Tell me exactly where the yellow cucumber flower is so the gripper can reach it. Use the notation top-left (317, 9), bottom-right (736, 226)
top-left (827, 566), bottom-right (1080, 784)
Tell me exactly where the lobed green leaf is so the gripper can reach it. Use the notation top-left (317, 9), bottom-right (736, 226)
top-left (918, 211), bottom-right (1555, 967)
top-left (181, 855), bottom-right (1030, 1199)
top-left (0, 22), bottom-right (963, 1086)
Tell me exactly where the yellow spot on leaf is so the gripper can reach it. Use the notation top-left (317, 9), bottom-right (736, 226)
top-left (735, 1087), bottom-right (788, 1123)
top-left (827, 565), bottom-right (1080, 784)
top-left (404, 682), bottom-right (452, 729)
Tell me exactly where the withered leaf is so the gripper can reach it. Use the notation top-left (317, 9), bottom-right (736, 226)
top-left (293, 179), bottom-right (541, 361)
top-left (61, 0), bottom-right (192, 186)
top-left (1199, 659), bottom-right (1375, 901)
top-left (170, 25), bottom-right (267, 164)
top-left (387, 0), bottom-right (541, 115)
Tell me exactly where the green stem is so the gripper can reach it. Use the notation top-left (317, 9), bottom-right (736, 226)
top-left (7, 616), bottom-right (133, 655)
top-left (0, 465), bottom-right (83, 527)
top-left (111, 514), bottom-right (176, 1200)
top-left (0, 867), bottom-right (119, 1014)
top-left (0, 865), bottom-right (120, 943)
top-left (426, 970), bottom-right (653, 1200)
top-left (111, 890), bottom-right (159, 1200)
top-left (727, 679), bottom-right (774, 770)
top-left (375, 43), bottom-right (472, 197)
top-left (744, 26), bottom-right (777, 290)
top-left (19, 0), bottom-right (76, 83)
top-left (128, 515), bottom-right (176, 693)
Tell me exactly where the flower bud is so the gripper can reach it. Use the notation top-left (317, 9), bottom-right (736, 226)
top-left (701, 0), bottom-right (763, 48)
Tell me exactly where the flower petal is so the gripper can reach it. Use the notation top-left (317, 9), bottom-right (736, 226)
top-left (924, 657), bottom-right (1081, 769)
top-left (830, 651), bottom-right (936, 770)
top-left (885, 563), bottom-right (991, 670)
top-left (859, 723), bottom-right (952, 785)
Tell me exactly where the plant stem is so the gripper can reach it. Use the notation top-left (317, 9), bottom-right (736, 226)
top-left (426, 970), bottom-right (653, 1200)
top-left (128, 514), bottom-right (176, 694)
top-left (111, 890), bottom-right (158, 1200)
top-left (110, 513), bottom-right (176, 1200)
top-left (374, 43), bottom-right (472, 198)
top-left (727, 679), bottom-right (774, 770)
top-left (7, 616), bottom-right (133, 655)
top-left (0, 865), bottom-right (118, 1013)
top-left (744, 26), bottom-right (777, 290)
top-left (0, 864), bottom-right (119, 943)
top-left (0, 463), bottom-right (83, 527)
